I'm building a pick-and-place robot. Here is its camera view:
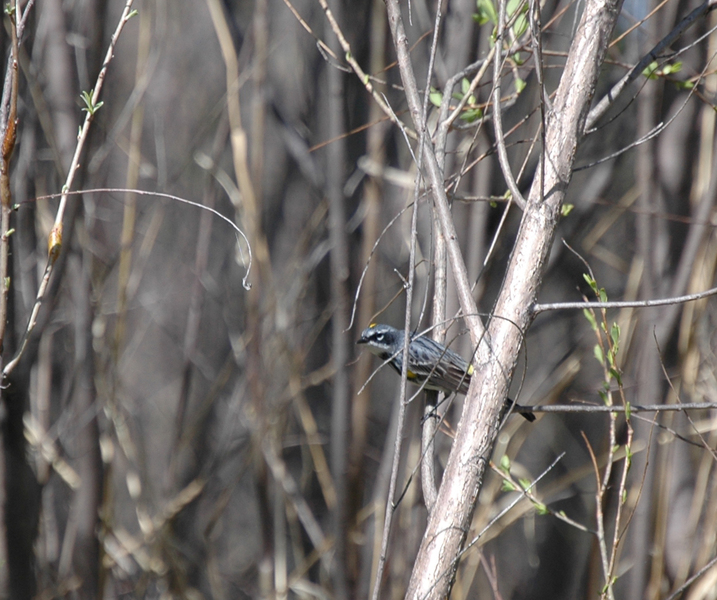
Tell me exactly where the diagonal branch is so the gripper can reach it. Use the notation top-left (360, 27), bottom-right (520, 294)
top-left (384, 0), bottom-right (488, 352)
top-left (382, 0), bottom-right (626, 595)
top-left (3, 0), bottom-right (138, 377)
top-left (586, 0), bottom-right (717, 131)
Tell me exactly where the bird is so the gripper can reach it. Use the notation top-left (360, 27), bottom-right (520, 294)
top-left (357, 323), bottom-right (535, 422)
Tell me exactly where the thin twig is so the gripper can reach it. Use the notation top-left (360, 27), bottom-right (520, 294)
top-left (312, 0), bottom-right (418, 140)
top-left (4, 185), bottom-right (252, 377)
top-left (654, 333), bottom-right (717, 460)
top-left (436, 46), bottom-right (496, 155)
top-left (520, 402), bottom-right (717, 413)
top-left (530, 0), bottom-right (547, 205)
top-left (532, 284), bottom-right (717, 313)
top-left (665, 554), bottom-right (717, 600)
top-left (419, 1), bottom-right (446, 516)
top-left (3, 2), bottom-right (137, 378)
top-left (347, 200), bottom-right (414, 331)
top-left (442, 452), bottom-right (569, 587)
top-left (17, 0), bottom-right (36, 38)
top-left (489, 456), bottom-right (590, 533)
top-left (582, 431), bottom-right (615, 600)
top-left (384, 0), bottom-right (488, 352)
top-left (0, 6), bottom-right (19, 365)
top-left (492, 0), bottom-right (526, 210)
top-left (28, 187), bottom-right (252, 283)
top-left (369, 142), bottom-right (419, 600)
top-left (586, 0), bottom-right (717, 131)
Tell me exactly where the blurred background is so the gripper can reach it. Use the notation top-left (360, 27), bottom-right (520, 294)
top-left (0, 0), bottom-right (715, 598)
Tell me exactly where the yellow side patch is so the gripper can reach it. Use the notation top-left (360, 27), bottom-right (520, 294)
top-left (467, 364), bottom-right (474, 375)
top-left (407, 370), bottom-right (418, 380)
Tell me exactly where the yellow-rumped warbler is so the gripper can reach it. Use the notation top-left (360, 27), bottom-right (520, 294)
top-left (357, 323), bottom-right (535, 422)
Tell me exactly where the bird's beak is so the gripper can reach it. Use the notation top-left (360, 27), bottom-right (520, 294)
top-left (357, 335), bottom-right (367, 345)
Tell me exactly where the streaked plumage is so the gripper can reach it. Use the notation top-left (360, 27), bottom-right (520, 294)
top-left (357, 323), bottom-right (535, 422)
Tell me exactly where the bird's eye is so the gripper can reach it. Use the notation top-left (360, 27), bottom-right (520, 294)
top-left (375, 334), bottom-right (384, 342)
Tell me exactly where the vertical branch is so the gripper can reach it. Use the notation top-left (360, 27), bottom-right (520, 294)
top-left (325, 0), bottom-right (350, 596)
top-left (351, 5), bottom-right (388, 596)
top-left (114, 4), bottom-right (150, 362)
top-left (0, 10), bottom-right (18, 358)
top-left (0, 9), bottom-right (36, 600)
top-left (349, 0), bottom-right (386, 520)
top-left (252, 0), bottom-right (267, 199)
top-left (628, 14), bottom-right (661, 599)
top-left (371, 0), bottom-right (446, 583)
top-left (422, 0), bottom-right (450, 516)
top-left (205, 0), bottom-right (276, 593)
top-left (67, 252), bottom-right (103, 597)
top-left (492, 0), bottom-right (526, 209)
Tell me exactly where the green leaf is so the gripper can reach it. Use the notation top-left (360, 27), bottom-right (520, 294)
top-left (642, 61), bottom-right (659, 79)
top-left (461, 77), bottom-right (471, 95)
top-left (475, 0), bottom-right (498, 25)
top-left (502, 480), bottom-right (517, 492)
top-left (519, 478), bottom-right (531, 490)
top-left (460, 107), bottom-right (483, 123)
top-left (625, 402), bottom-right (631, 420)
top-left (536, 503), bottom-right (549, 515)
top-left (513, 13), bottom-right (528, 38)
top-left (583, 308), bottom-right (597, 331)
top-left (610, 323), bottom-right (620, 347)
top-left (610, 367), bottom-right (622, 387)
top-left (500, 454), bottom-right (511, 472)
top-left (661, 61), bottom-right (682, 75)
top-left (583, 273), bottom-right (596, 290)
top-left (429, 88), bottom-right (443, 108)
top-left (561, 203), bottom-right (574, 217)
top-left (80, 89), bottom-right (104, 116)
top-left (506, 0), bottom-right (528, 37)
top-left (598, 287), bottom-right (607, 303)
top-left (506, 0), bottom-right (521, 16)
top-left (594, 344), bottom-right (604, 364)
top-left (515, 77), bottom-right (526, 94)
